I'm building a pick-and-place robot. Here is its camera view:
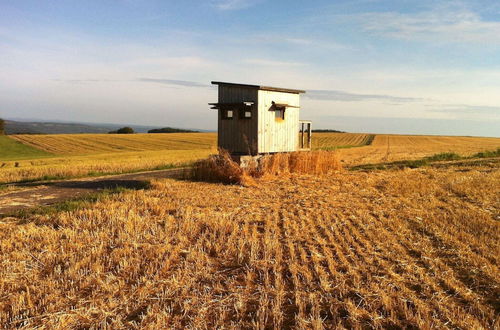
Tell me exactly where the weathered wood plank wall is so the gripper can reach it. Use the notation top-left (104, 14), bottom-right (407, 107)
top-left (217, 85), bottom-right (258, 154)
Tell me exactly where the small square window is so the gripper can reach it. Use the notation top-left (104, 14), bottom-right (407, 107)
top-left (238, 108), bottom-right (252, 119)
top-left (222, 109), bottom-right (234, 120)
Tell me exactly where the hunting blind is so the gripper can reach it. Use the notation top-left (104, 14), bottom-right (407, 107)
top-left (209, 81), bottom-right (312, 156)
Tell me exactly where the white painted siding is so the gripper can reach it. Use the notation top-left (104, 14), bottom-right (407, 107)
top-left (257, 90), bottom-right (300, 153)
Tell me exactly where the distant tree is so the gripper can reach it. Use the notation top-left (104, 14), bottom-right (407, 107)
top-left (0, 118), bottom-right (5, 135)
top-left (109, 127), bottom-right (134, 134)
top-left (312, 129), bottom-right (345, 133)
top-left (148, 127), bottom-right (198, 133)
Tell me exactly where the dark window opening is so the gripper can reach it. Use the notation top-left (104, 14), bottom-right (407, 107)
top-left (275, 108), bottom-right (285, 121)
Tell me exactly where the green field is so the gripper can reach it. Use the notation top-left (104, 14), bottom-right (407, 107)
top-left (0, 136), bottom-right (53, 161)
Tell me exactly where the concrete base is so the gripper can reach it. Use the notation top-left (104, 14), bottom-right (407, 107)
top-left (231, 154), bottom-right (263, 169)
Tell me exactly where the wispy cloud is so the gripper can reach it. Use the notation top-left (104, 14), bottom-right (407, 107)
top-left (305, 89), bottom-right (424, 103)
top-left (212, 0), bottom-right (262, 11)
top-left (136, 78), bottom-right (423, 104)
top-left (54, 78), bottom-right (213, 89)
top-left (357, 3), bottom-right (500, 44)
top-left (428, 104), bottom-right (500, 114)
top-left (137, 78), bottom-right (211, 88)
top-left (53, 79), bottom-right (120, 84)
top-left (241, 33), bottom-right (351, 51)
top-left (242, 58), bottom-right (306, 67)
top-left (136, 78), bottom-right (425, 104)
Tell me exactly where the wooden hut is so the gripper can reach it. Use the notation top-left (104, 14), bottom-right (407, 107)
top-left (209, 81), bottom-right (312, 156)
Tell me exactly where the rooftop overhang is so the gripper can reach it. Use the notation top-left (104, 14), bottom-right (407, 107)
top-left (271, 101), bottom-right (300, 109)
top-left (209, 102), bottom-right (254, 110)
top-left (211, 81), bottom-right (306, 94)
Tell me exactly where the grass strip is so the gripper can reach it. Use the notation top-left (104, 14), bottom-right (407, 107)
top-left (1, 162), bottom-right (191, 186)
top-left (351, 148), bottom-right (500, 171)
top-left (0, 136), bottom-right (53, 161)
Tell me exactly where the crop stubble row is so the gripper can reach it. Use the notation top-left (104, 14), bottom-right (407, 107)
top-left (0, 164), bottom-right (498, 328)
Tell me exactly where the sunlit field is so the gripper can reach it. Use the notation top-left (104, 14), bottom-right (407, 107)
top-left (312, 133), bottom-right (374, 150)
top-left (337, 134), bottom-right (500, 166)
top-left (10, 133), bottom-right (216, 155)
top-left (1, 133), bottom-right (499, 184)
top-left (1, 133), bottom-right (216, 184)
top-left (0, 132), bottom-right (499, 327)
top-left (0, 149), bottom-right (213, 184)
top-left (1, 159), bottom-right (498, 328)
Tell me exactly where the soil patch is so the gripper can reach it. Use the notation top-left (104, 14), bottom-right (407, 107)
top-left (0, 168), bottom-right (185, 215)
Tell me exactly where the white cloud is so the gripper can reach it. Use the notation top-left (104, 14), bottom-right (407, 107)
top-left (120, 56), bottom-right (216, 71)
top-left (242, 58), bottom-right (306, 67)
top-left (240, 33), bottom-right (351, 51)
top-left (358, 3), bottom-right (500, 44)
top-left (212, 0), bottom-right (262, 11)
top-left (137, 78), bottom-right (211, 88)
top-left (305, 89), bottom-right (424, 103)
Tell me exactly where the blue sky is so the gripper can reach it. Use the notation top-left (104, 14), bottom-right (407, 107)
top-left (1, 0), bottom-right (499, 136)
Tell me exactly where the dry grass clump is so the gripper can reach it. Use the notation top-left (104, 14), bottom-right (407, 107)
top-left (191, 150), bottom-right (248, 185)
top-left (191, 150), bottom-right (342, 185)
top-left (257, 150), bottom-right (342, 176)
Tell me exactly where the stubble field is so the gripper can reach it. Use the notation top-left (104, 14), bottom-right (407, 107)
top-left (338, 134), bottom-right (500, 166)
top-left (10, 133), bottom-right (216, 155)
top-left (0, 159), bottom-right (499, 328)
top-left (0, 132), bottom-right (499, 328)
top-left (1, 133), bottom-right (217, 184)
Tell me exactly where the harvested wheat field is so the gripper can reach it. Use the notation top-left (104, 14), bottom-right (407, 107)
top-left (312, 133), bottom-right (374, 150)
top-left (0, 149), bottom-right (213, 184)
top-left (1, 158), bottom-right (499, 328)
top-left (10, 132), bottom-right (371, 156)
top-left (10, 133), bottom-right (216, 155)
top-left (0, 133), bottom-right (218, 184)
top-left (2, 133), bottom-right (499, 184)
top-left (338, 134), bottom-right (500, 166)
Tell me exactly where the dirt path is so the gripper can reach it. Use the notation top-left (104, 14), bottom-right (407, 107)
top-left (0, 168), bottom-right (186, 216)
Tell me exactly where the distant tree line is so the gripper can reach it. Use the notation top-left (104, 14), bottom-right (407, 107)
top-left (0, 118), bottom-right (5, 135)
top-left (108, 127), bottom-right (135, 134)
top-left (312, 129), bottom-right (345, 133)
top-left (107, 126), bottom-right (199, 134)
top-left (148, 127), bottom-right (198, 133)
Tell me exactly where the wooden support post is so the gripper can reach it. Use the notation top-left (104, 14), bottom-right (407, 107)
top-left (301, 123), bottom-right (305, 149)
top-left (307, 123), bottom-right (310, 149)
